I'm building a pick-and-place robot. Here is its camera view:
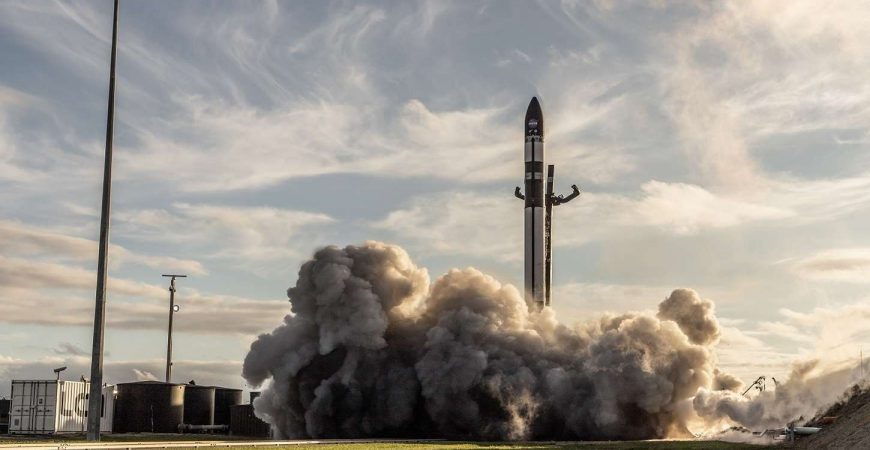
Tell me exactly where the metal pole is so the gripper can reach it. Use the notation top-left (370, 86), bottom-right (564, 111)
top-left (544, 165), bottom-right (554, 307)
top-left (166, 278), bottom-right (175, 382)
top-left (87, 0), bottom-right (119, 441)
top-left (162, 275), bottom-right (186, 383)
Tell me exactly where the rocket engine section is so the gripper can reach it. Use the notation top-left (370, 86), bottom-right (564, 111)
top-left (515, 97), bottom-right (580, 310)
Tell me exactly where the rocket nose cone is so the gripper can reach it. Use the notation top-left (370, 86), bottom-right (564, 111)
top-left (525, 97), bottom-right (544, 137)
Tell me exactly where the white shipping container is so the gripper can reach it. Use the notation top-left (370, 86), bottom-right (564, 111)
top-left (9, 380), bottom-right (114, 434)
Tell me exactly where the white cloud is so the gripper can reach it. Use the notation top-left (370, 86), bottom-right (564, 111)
top-left (114, 95), bottom-right (549, 191)
top-left (0, 216), bottom-right (287, 336)
top-left (779, 303), bottom-right (870, 362)
top-left (712, 301), bottom-right (870, 381)
top-left (791, 248), bottom-right (870, 283)
top-left (661, 62), bottom-right (761, 190)
top-left (752, 321), bottom-right (815, 344)
top-left (550, 281), bottom-right (671, 320)
top-left (117, 203), bottom-right (334, 273)
top-left (376, 182), bottom-right (790, 260)
top-left (372, 191), bottom-right (521, 261)
top-left (715, 324), bottom-right (796, 382)
top-left (0, 219), bottom-right (206, 275)
top-left (118, 97), bottom-right (368, 192)
top-left (52, 342), bottom-right (91, 357)
top-left (0, 3), bottom-right (107, 99)
top-left (643, 0), bottom-right (870, 196)
top-left (772, 174), bottom-right (870, 224)
top-left (628, 181), bottom-right (793, 235)
top-left (0, 86), bottom-right (42, 182)
top-left (0, 286), bottom-right (289, 336)
top-left (0, 255), bottom-right (164, 298)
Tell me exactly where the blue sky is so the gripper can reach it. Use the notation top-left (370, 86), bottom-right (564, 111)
top-left (2, 0), bottom-right (870, 396)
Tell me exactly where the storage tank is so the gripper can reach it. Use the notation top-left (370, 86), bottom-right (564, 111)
top-left (229, 404), bottom-right (270, 438)
top-left (183, 384), bottom-right (215, 426)
top-left (0, 397), bottom-right (10, 434)
top-left (113, 381), bottom-right (185, 433)
top-left (213, 388), bottom-right (242, 426)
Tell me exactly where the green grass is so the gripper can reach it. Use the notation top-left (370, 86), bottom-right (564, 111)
top-left (167, 442), bottom-right (775, 450)
top-left (0, 437), bottom-right (776, 449)
top-left (0, 433), bottom-right (246, 443)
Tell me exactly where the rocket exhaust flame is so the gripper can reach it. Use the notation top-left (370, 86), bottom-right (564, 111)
top-left (242, 242), bottom-right (856, 441)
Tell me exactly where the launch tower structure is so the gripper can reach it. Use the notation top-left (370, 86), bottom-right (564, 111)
top-left (514, 97), bottom-right (580, 310)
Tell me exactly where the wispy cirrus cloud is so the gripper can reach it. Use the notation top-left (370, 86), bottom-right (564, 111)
top-left (116, 203), bottom-right (334, 274)
top-left (0, 219), bottom-right (206, 275)
top-left (790, 248), bottom-right (870, 283)
top-left (375, 181), bottom-right (792, 260)
top-left (0, 287), bottom-right (288, 336)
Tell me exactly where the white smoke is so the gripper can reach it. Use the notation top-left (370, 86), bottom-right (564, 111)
top-left (242, 242), bottom-right (856, 440)
top-left (694, 360), bottom-right (867, 430)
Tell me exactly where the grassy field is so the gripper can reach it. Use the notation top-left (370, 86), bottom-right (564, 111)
top-left (166, 443), bottom-right (774, 450)
top-left (0, 436), bottom-right (776, 449)
top-left (0, 433), bottom-right (240, 443)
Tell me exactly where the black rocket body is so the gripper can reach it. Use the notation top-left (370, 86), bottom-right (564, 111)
top-left (515, 97), bottom-right (580, 310)
top-left (524, 98), bottom-right (546, 309)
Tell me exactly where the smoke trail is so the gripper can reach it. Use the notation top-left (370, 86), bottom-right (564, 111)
top-left (242, 242), bottom-right (850, 440)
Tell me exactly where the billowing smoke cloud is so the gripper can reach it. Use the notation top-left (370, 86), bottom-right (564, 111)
top-left (657, 288), bottom-right (720, 346)
top-left (242, 242), bottom-right (851, 440)
top-left (694, 360), bottom-right (866, 430)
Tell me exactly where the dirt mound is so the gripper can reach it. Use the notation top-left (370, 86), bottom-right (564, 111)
top-left (796, 384), bottom-right (870, 449)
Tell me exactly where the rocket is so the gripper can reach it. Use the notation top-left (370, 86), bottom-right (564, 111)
top-left (515, 97), bottom-right (580, 310)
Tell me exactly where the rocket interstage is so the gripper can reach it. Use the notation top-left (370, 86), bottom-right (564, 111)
top-left (515, 97), bottom-right (580, 310)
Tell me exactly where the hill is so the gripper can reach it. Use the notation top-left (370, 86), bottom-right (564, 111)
top-left (797, 384), bottom-right (870, 449)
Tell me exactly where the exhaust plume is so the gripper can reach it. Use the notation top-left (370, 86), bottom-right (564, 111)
top-left (694, 360), bottom-right (867, 430)
top-left (242, 242), bottom-right (852, 440)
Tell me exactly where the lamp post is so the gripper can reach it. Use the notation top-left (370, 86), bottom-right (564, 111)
top-left (162, 274), bottom-right (186, 383)
top-left (87, 0), bottom-right (119, 441)
top-left (53, 366), bottom-right (67, 381)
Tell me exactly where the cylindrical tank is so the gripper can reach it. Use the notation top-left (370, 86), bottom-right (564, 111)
top-left (213, 388), bottom-right (243, 426)
top-left (229, 404), bottom-right (271, 437)
top-left (113, 381), bottom-right (185, 433)
top-left (183, 384), bottom-right (215, 426)
top-left (0, 398), bottom-right (10, 434)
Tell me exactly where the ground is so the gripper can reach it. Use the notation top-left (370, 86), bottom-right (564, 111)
top-left (796, 384), bottom-right (870, 449)
top-left (190, 443), bottom-right (773, 450)
top-left (0, 435), bottom-right (776, 450)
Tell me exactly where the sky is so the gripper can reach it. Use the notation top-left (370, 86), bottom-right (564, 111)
top-left (2, 0), bottom-right (870, 397)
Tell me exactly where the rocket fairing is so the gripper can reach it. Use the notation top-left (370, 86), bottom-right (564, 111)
top-left (515, 97), bottom-right (580, 311)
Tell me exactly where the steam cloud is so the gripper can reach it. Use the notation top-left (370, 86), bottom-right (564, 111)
top-left (242, 242), bottom-right (854, 440)
top-left (694, 360), bottom-right (867, 430)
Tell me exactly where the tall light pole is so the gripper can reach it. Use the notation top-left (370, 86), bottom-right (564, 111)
top-left (162, 274), bottom-right (186, 382)
top-left (87, 0), bottom-right (119, 441)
